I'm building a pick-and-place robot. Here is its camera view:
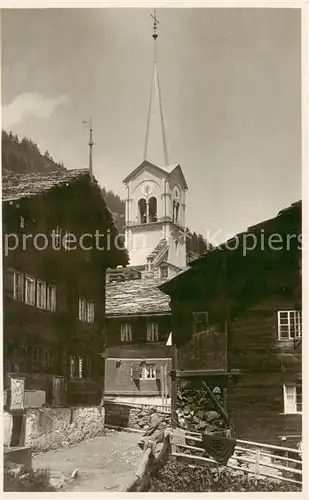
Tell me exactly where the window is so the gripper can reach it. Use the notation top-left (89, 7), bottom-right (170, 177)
top-left (79, 298), bottom-right (87, 321)
top-left (29, 346), bottom-right (41, 373)
top-left (147, 322), bottom-right (159, 342)
top-left (70, 355), bottom-right (84, 379)
top-left (278, 311), bottom-right (302, 340)
top-left (36, 280), bottom-right (47, 309)
top-left (47, 285), bottom-right (56, 312)
top-left (121, 323), bottom-right (132, 342)
top-left (4, 270), bottom-right (23, 301)
top-left (53, 226), bottom-right (62, 250)
top-left (193, 312), bottom-right (209, 335)
top-left (138, 198), bottom-right (147, 224)
top-left (87, 301), bottom-right (95, 324)
top-left (283, 384), bottom-right (302, 414)
top-left (173, 200), bottom-right (180, 223)
top-left (43, 349), bottom-right (53, 373)
top-left (160, 266), bottom-right (168, 280)
top-left (13, 272), bottom-right (24, 301)
top-left (140, 363), bottom-right (156, 379)
top-left (25, 275), bottom-right (36, 306)
top-left (149, 197), bottom-right (157, 222)
top-left (78, 298), bottom-right (95, 323)
top-left (20, 216), bottom-right (25, 229)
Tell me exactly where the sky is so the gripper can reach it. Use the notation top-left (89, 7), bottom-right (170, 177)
top-left (1, 7), bottom-right (301, 244)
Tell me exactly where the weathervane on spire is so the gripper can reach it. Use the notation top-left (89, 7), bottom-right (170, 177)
top-left (151, 9), bottom-right (159, 40)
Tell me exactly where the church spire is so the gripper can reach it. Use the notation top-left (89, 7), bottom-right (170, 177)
top-left (143, 9), bottom-right (169, 166)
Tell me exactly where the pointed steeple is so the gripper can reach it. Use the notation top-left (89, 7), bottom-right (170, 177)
top-left (143, 10), bottom-right (169, 166)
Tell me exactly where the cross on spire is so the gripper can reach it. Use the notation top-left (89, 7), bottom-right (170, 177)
top-left (151, 9), bottom-right (159, 40)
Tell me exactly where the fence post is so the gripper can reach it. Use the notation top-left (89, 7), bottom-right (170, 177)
top-left (255, 448), bottom-right (261, 478)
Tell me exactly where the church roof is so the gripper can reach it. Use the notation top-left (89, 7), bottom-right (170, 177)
top-left (106, 278), bottom-right (171, 317)
top-left (146, 238), bottom-right (168, 264)
top-left (122, 160), bottom-right (188, 190)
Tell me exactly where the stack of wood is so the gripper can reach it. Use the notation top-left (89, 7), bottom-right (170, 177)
top-left (176, 383), bottom-right (227, 433)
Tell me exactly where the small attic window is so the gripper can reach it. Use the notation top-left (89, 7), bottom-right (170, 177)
top-left (160, 266), bottom-right (168, 280)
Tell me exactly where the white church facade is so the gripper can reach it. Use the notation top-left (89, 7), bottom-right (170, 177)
top-left (123, 159), bottom-right (187, 279)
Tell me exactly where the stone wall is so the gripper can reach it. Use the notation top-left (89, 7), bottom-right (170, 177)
top-left (24, 406), bottom-right (105, 453)
top-left (104, 402), bottom-right (171, 430)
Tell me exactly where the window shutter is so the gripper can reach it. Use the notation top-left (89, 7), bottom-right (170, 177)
top-left (131, 362), bottom-right (141, 380)
top-left (4, 270), bottom-right (14, 297)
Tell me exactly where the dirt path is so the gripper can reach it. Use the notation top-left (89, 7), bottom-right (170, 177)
top-left (32, 429), bottom-right (142, 492)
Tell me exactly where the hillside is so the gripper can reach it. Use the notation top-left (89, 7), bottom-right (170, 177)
top-left (2, 130), bottom-right (212, 259)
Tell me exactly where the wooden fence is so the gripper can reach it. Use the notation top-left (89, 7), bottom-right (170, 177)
top-left (105, 399), bottom-right (171, 414)
top-left (125, 427), bottom-right (302, 491)
top-left (175, 430), bottom-right (302, 486)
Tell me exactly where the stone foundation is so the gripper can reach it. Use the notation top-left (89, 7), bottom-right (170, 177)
top-left (24, 406), bottom-right (105, 453)
top-left (104, 402), bottom-right (171, 430)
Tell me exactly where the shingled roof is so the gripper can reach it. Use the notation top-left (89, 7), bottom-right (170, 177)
top-left (106, 278), bottom-right (171, 317)
top-left (2, 168), bottom-right (89, 202)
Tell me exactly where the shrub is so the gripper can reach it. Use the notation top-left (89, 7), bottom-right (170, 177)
top-left (149, 461), bottom-right (302, 492)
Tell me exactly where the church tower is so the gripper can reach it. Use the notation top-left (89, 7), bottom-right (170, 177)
top-left (123, 10), bottom-right (188, 280)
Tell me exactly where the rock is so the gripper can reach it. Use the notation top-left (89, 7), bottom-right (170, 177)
top-left (5, 463), bottom-right (22, 476)
top-left (49, 472), bottom-right (66, 490)
top-left (206, 411), bottom-right (220, 422)
top-left (231, 470), bottom-right (244, 477)
top-left (71, 469), bottom-right (78, 479)
top-left (197, 420), bottom-right (207, 430)
top-left (19, 473), bottom-right (31, 481)
top-left (183, 406), bottom-right (190, 415)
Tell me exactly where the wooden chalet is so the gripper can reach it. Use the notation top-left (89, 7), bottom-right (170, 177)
top-left (3, 169), bottom-right (127, 412)
top-left (160, 201), bottom-right (302, 447)
top-left (105, 276), bottom-right (171, 401)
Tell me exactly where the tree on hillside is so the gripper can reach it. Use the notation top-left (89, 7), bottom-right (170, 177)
top-left (2, 130), bottom-right (65, 174)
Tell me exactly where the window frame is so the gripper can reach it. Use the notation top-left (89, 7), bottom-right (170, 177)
top-left (87, 301), bottom-right (95, 324)
top-left (140, 362), bottom-right (156, 380)
top-left (79, 297), bottom-right (87, 322)
top-left (36, 280), bottom-right (47, 309)
top-left (13, 271), bottom-right (24, 301)
top-left (70, 355), bottom-right (84, 380)
top-left (79, 298), bottom-right (95, 323)
top-left (160, 266), bottom-right (168, 280)
top-left (25, 275), bottom-right (36, 306)
top-left (147, 322), bottom-right (159, 342)
top-left (278, 310), bottom-right (302, 340)
top-left (47, 285), bottom-right (57, 312)
top-left (283, 384), bottom-right (302, 414)
top-left (121, 323), bottom-right (132, 342)
top-left (192, 311), bottom-right (209, 335)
